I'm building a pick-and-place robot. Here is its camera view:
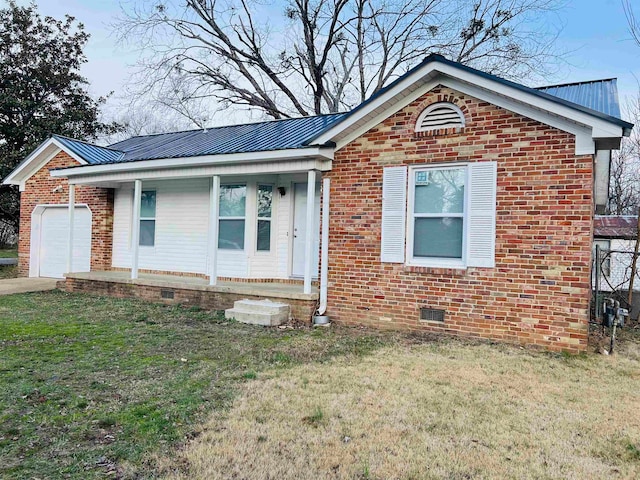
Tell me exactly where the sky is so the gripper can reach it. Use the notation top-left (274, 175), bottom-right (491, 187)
top-left (12, 0), bottom-right (640, 123)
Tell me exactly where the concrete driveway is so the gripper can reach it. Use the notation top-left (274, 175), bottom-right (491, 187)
top-left (0, 277), bottom-right (58, 295)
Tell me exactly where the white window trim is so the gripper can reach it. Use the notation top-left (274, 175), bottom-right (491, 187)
top-left (406, 163), bottom-right (469, 268)
top-left (139, 190), bottom-right (157, 248)
top-left (415, 102), bottom-right (465, 133)
top-left (219, 183), bottom-right (247, 251)
top-left (255, 183), bottom-right (274, 254)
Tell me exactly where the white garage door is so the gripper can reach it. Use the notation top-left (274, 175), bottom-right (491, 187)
top-left (38, 207), bottom-right (91, 278)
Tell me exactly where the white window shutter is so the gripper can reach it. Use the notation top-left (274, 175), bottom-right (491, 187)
top-left (466, 161), bottom-right (497, 267)
top-left (381, 166), bottom-right (407, 262)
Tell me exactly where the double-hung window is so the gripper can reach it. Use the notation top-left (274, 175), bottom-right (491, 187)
top-left (139, 190), bottom-right (156, 247)
top-left (381, 161), bottom-right (497, 268)
top-left (409, 166), bottom-right (466, 264)
top-left (256, 185), bottom-right (273, 252)
top-left (219, 184), bottom-right (246, 250)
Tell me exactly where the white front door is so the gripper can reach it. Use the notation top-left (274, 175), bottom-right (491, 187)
top-left (292, 182), bottom-right (321, 277)
top-left (38, 206), bottom-right (92, 278)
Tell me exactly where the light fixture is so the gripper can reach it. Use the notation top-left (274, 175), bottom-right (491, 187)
top-left (277, 186), bottom-right (286, 196)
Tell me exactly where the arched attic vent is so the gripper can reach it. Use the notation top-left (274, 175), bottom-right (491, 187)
top-left (415, 102), bottom-right (465, 132)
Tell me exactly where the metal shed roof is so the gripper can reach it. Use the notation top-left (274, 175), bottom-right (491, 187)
top-left (536, 79), bottom-right (622, 119)
top-left (594, 215), bottom-right (638, 239)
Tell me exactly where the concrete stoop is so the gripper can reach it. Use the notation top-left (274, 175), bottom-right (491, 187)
top-left (224, 299), bottom-right (290, 326)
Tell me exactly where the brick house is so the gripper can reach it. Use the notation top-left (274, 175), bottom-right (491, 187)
top-left (3, 55), bottom-right (633, 352)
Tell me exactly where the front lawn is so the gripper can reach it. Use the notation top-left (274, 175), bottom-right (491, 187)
top-left (0, 291), bottom-right (392, 479)
top-left (0, 248), bottom-right (17, 258)
top-left (2, 292), bottom-right (640, 479)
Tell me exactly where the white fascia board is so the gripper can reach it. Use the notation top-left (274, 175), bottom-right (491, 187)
top-left (3, 137), bottom-right (88, 187)
top-left (50, 147), bottom-right (334, 179)
top-left (435, 64), bottom-right (623, 140)
top-left (63, 158), bottom-right (332, 186)
top-left (314, 69), bottom-right (439, 145)
top-left (318, 60), bottom-right (624, 153)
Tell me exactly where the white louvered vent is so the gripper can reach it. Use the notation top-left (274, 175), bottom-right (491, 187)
top-left (415, 102), bottom-right (465, 132)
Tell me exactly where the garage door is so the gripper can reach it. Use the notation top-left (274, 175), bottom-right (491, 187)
top-left (38, 207), bottom-right (91, 278)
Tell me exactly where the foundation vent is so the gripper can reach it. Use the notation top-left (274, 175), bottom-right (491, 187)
top-left (420, 307), bottom-right (445, 323)
top-left (161, 289), bottom-right (175, 299)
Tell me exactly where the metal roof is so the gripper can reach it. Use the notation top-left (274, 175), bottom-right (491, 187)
top-left (104, 113), bottom-right (345, 164)
top-left (536, 79), bottom-right (622, 119)
top-left (594, 215), bottom-right (638, 239)
top-left (305, 54), bottom-right (633, 145)
top-left (44, 55), bottom-right (632, 167)
top-left (53, 135), bottom-right (124, 165)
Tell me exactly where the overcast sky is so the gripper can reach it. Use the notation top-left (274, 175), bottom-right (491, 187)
top-left (13, 0), bottom-right (640, 123)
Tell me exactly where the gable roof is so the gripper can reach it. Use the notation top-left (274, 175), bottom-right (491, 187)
top-left (536, 79), bottom-right (622, 119)
top-left (594, 215), bottom-right (638, 239)
top-left (307, 54), bottom-right (633, 150)
top-left (3, 55), bottom-right (634, 187)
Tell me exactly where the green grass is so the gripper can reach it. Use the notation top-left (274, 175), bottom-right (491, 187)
top-left (0, 248), bottom-right (17, 258)
top-left (0, 291), bottom-right (393, 479)
top-left (0, 265), bottom-right (17, 279)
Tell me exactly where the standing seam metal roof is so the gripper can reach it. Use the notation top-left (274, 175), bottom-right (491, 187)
top-left (536, 79), bottom-right (622, 119)
top-left (47, 55), bottom-right (632, 167)
top-left (105, 113), bottom-right (346, 164)
top-left (53, 135), bottom-right (124, 165)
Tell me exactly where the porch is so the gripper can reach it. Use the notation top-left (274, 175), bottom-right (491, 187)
top-left (63, 271), bottom-right (319, 322)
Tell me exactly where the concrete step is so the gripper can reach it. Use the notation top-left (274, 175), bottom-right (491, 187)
top-left (232, 299), bottom-right (290, 315)
top-left (225, 299), bottom-right (290, 326)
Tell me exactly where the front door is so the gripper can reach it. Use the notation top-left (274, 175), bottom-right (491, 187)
top-left (292, 182), bottom-right (321, 277)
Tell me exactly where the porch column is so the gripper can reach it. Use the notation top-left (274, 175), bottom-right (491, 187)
top-left (209, 175), bottom-right (221, 286)
top-left (131, 179), bottom-right (142, 279)
top-left (304, 170), bottom-right (317, 294)
top-left (66, 183), bottom-right (75, 274)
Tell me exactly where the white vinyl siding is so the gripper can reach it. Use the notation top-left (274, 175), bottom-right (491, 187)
top-left (112, 177), bottom-right (297, 279)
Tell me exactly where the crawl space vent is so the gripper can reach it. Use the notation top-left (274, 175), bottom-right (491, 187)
top-left (160, 289), bottom-right (175, 299)
top-left (420, 307), bottom-right (445, 323)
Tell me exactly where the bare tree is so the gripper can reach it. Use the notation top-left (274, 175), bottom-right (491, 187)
top-left (116, 0), bottom-right (564, 120)
top-left (608, 92), bottom-right (640, 215)
top-left (624, 0), bottom-right (640, 47)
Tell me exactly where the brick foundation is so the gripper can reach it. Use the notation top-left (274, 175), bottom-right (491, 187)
top-left (325, 86), bottom-right (594, 352)
top-left (63, 277), bottom-right (318, 323)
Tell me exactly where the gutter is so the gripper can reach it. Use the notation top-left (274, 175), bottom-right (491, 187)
top-left (318, 177), bottom-right (330, 315)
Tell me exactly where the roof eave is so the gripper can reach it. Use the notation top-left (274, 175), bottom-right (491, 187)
top-left (49, 146), bottom-right (335, 179)
top-left (307, 54), bottom-right (632, 151)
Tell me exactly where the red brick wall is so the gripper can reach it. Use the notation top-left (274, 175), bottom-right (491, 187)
top-left (326, 86), bottom-right (594, 352)
top-left (18, 151), bottom-right (114, 276)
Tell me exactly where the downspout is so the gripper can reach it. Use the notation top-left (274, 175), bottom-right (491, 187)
top-left (318, 177), bottom-right (330, 315)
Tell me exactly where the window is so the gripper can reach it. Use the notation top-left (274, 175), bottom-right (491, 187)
top-left (140, 190), bottom-right (156, 246)
top-left (594, 240), bottom-right (611, 277)
top-left (410, 167), bottom-right (466, 262)
top-left (257, 185), bottom-right (273, 251)
top-left (382, 162), bottom-right (496, 268)
top-left (415, 102), bottom-right (465, 132)
top-left (219, 184), bottom-right (246, 250)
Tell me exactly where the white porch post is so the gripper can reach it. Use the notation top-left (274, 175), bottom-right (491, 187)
top-left (303, 170), bottom-right (317, 294)
top-left (209, 175), bottom-right (221, 286)
top-left (131, 179), bottom-right (142, 279)
top-left (66, 184), bottom-right (75, 274)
